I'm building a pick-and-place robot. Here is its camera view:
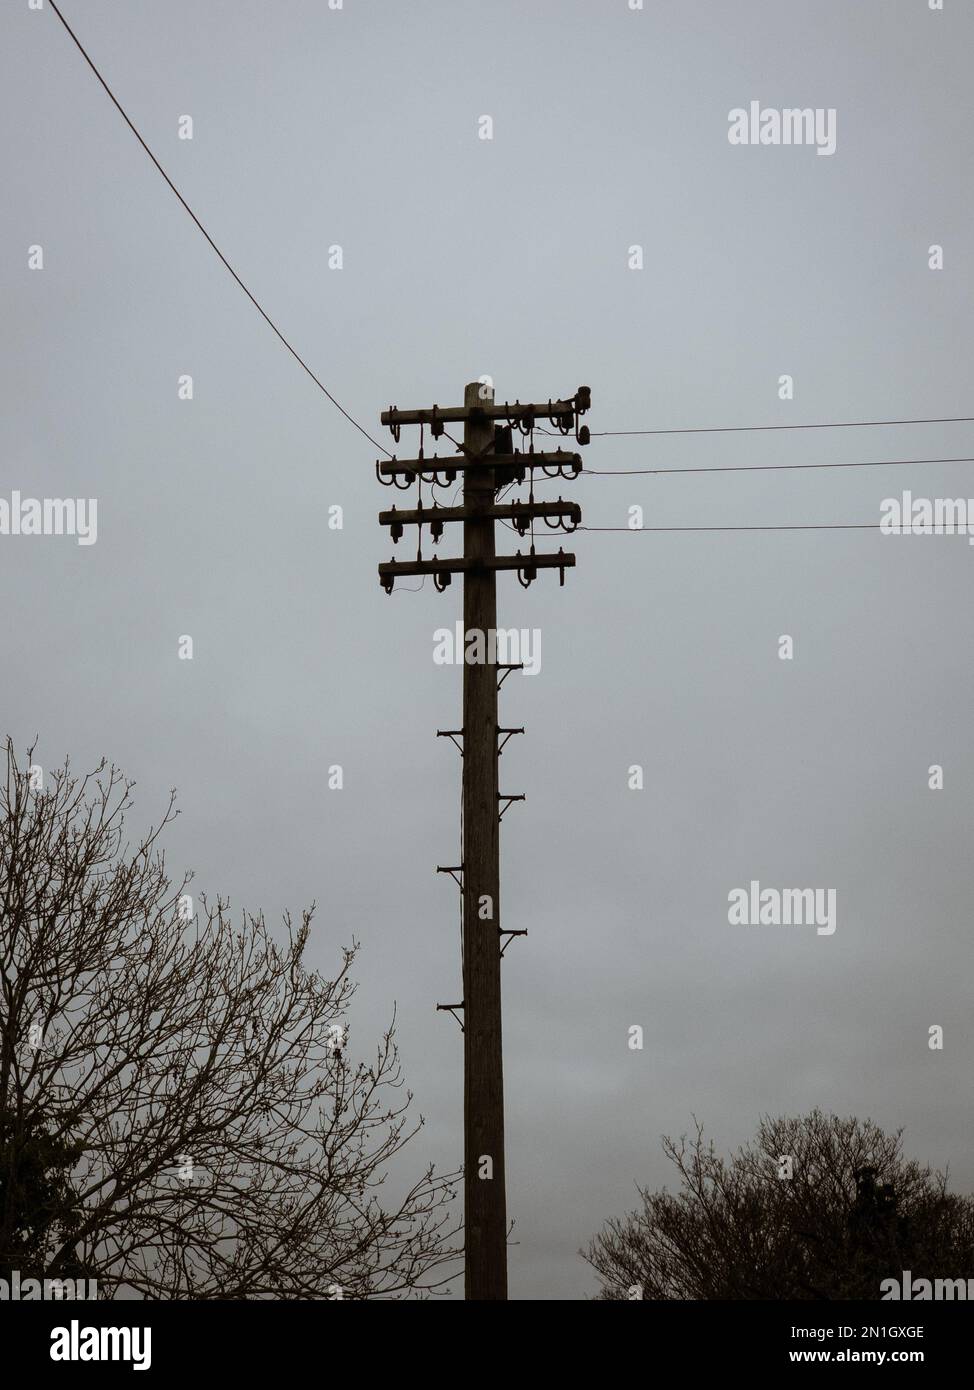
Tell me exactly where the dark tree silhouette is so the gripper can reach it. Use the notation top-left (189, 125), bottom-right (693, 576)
top-left (0, 741), bottom-right (458, 1299)
top-left (584, 1110), bottom-right (974, 1299)
top-left (0, 1101), bottom-right (84, 1282)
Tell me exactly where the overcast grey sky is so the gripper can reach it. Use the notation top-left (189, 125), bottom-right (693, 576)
top-left (2, 0), bottom-right (973, 1299)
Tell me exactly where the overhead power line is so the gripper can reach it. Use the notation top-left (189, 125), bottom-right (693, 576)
top-left (541, 414), bottom-right (974, 440)
top-left (582, 455), bottom-right (974, 477)
top-left (498, 518), bottom-right (883, 537)
top-left (47, 0), bottom-right (390, 456)
top-left (578, 523), bottom-right (883, 533)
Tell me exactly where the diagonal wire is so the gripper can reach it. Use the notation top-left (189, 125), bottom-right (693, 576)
top-left (47, 0), bottom-right (391, 456)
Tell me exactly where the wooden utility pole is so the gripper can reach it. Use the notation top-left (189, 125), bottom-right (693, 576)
top-left (460, 383), bottom-right (506, 1298)
top-left (376, 381), bottom-right (590, 1299)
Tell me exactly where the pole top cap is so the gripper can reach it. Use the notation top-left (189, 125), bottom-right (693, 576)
top-left (465, 379), bottom-right (495, 407)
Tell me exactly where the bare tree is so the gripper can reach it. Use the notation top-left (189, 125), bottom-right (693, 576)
top-left (0, 740), bottom-right (458, 1299)
top-left (584, 1110), bottom-right (974, 1299)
